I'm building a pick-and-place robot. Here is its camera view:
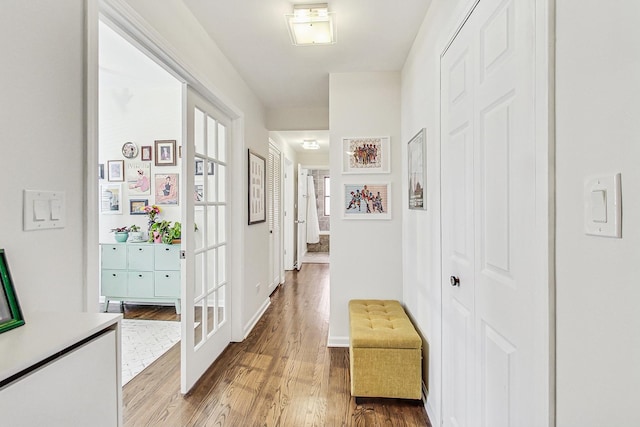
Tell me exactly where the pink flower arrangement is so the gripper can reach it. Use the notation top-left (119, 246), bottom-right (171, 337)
top-left (144, 204), bottom-right (161, 222)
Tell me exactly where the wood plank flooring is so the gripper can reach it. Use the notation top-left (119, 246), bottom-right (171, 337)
top-left (121, 264), bottom-right (431, 426)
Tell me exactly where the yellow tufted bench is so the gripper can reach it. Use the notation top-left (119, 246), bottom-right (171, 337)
top-left (349, 299), bottom-right (422, 400)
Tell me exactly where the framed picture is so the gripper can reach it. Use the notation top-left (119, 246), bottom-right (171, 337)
top-left (0, 250), bottom-right (25, 334)
top-left (121, 141), bottom-right (138, 159)
top-left (99, 163), bottom-right (104, 180)
top-left (194, 184), bottom-right (204, 202)
top-left (141, 145), bottom-right (152, 161)
top-left (100, 183), bottom-right (122, 214)
top-left (129, 199), bottom-right (149, 215)
top-left (155, 173), bottom-right (179, 205)
top-left (107, 160), bottom-right (124, 182)
top-left (248, 149), bottom-right (266, 225)
top-left (343, 182), bottom-right (391, 220)
top-left (126, 163), bottom-right (151, 195)
top-left (408, 128), bottom-right (427, 210)
top-left (342, 136), bottom-right (390, 174)
top-left (195, 159), bottom-right (215, 176)
top-left (154, 140), bottom-right (177, 166)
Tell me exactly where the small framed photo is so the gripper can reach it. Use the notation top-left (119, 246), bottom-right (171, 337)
top-left (141, 145), bottom-right (152, 161)
top-left (0, 249), bottom-right (25, 334)
top-left (248, 149), bottom-right (266, 225)
top-left (129, 199), bottom-right (149, 215)
top-left (342, 136), bottom-right (390, 174)
top-left (408, 128), bottom-right (427, 210)
top-left (107, 160), bottom-right (124, 182)
top-left (100, 183), bottom-right (123, 214)
top-left (343, 182), bottom-right (391, 220)
top-left (154, 140), bottom-right (177, 166)
top-left (195, 159), bottom-right (215, 176)
top-left (155, 173), bottom-right (179, 205)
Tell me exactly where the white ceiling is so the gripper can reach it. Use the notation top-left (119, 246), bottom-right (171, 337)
top-left (99, 1), bottom-right (432, 152)
top-left (182, 0), bottom-right (432, 110)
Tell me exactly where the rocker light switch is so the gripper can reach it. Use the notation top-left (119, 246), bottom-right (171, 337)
top-left (33, 200), bottom-right (48, 221)
top-left (584, 174), bottom-right (621, 238)
top-left (590, 190), bottom-right (607, 223)
top-left (23, 190), bottom-right (66, 231)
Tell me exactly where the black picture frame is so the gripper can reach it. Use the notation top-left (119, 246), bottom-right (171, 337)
top-left (129, 199), bottom-right (149, 215)
top-left (248, 149), bottom-right (266, 225)
top-left (195, 159), bottom-right (215, 176)
top-left (0, 249), bottom-right (25, 334)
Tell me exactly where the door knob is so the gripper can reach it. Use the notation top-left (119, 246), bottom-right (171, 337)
top-left (450, 276), bottom-right (460, 287)
top-left (295, 220), bottom-right (305, 224)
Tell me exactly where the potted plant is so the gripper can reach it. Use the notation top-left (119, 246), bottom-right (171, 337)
top-left (163, 222), bottom-right (181, 244)
top-left (148, 220), bottom-right (171, 243)
top-left (127, 224), bottom-right (144, 243)
top-left (111, 226), bottom-right (130, 243)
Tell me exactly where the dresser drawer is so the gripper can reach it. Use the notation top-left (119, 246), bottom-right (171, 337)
top-left (101, 245), bottom-right (126, 269)
top-left (155, 271), bottom-right (180, 297)
top-left (154, 245), bottom-right (180, 271)
top-left (127, 271), bottom-right (154, 297)
top-left (127, 245), bottom-right (154, 270)
top-left (101, 270), bottom-right (127, 296)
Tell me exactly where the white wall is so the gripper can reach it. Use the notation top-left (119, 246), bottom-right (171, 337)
top-left (400, 0), bottom-right (473, 422)
top-left (99, 83), bottom-right (182, 242)
top-left (122, 0), bottom-right (271, 337)
top-left (328, 72), bottom-right (403, 345)
top-left (0, 0), bottom-right (86, 313)
top-left (556, 1), bottom-right (640, 425)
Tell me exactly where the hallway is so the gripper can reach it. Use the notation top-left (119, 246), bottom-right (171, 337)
top-left (122, 264), bottom-right (430, 426)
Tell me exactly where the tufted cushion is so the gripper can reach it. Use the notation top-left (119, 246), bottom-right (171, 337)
top-left (349, 300), bottom-right (421, 349)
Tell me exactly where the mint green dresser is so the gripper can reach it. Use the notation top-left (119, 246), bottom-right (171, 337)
top-left (100, 243), bottom-right (181, 314)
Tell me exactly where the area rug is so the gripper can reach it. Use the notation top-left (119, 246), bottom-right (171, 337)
top-left (120, 319), bottom-right (181, 385)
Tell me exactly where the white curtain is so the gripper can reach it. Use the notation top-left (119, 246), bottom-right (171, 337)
top-left (306, 176), bottom-right (320, 244)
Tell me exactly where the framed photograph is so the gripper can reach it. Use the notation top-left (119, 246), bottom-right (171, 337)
top-left (343, 182), bottom-right (391, 220)
top-left (154, 140), bottom-right (177, 166)
top-left (126, 163), bottom-right (151, 195)
top-left (408, 128), bottom-right (427, 210)
top-left (141, 145), bottom-right (152, 161)
top-left (194, 184), bottom-right (204, 202)
top-left (129, 199), bottom-right (148, 215)
top-left (342, 136), bottom-right (390, 174)
top-left (195, 159), bottom-right (215, 176)
top-left (248, 149), bottom-right (266, 225)
top-left (100, 183), bottom-right (122, 214)
top-left (155, 173), bottom-right (179, 205)
top-left (107, 160), bottom-right (124, 182)
top-left (0, 250), bottom-right (25, 334)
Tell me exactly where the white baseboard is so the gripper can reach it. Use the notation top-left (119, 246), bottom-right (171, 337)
top-left (327, 335), bottom-right (349, 347)
top-left (243, 297), bottom-right (270, 339)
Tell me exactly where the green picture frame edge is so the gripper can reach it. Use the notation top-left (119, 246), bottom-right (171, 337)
top-left (0, 249), bottom-right (25, 334)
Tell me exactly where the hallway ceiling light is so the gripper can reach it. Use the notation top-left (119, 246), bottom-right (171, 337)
top-left (302, 139), bottom-right (320, 150)
top-left (285, 3), bottom-right (336, 46)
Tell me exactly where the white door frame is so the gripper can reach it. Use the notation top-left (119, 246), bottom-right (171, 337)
top-left (437, 0), bottom-right (555, 425)
top-left (295, 163), bottom-right (329, 269)
top-left (86, 0), bottom-right (246, 346)
top-left (283, 157), bottom-right (295, 270)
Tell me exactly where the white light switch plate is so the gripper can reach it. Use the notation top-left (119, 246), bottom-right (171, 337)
top-left (23, 190), bottom-right (66, 231)
top-left (584, 173), bottom-right (621, 238)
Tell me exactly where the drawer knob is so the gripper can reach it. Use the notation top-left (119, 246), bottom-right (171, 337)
top-left (112, 274), bottom-right (116, 277)
top-left (165, 248), bottom-right (170, 251)
top-left (165, 275), bottom-right (169, 278)
top-left (139, 248), bottom-right (143, 251)
top-left (112, 248), bottom-right (116, 251)
top-left (139, 274), bottom-right (143, 278)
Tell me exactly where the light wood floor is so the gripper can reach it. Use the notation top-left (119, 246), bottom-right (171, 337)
top-left (121, 264), bottom-right (431, 426)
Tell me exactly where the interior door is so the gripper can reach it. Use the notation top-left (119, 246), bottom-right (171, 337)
top-left (267, 144), bottom-right (282, 290)
top-left (283, 158), bottom-right (295, 270)
top-left (441, 0), bottom-right (542, 425)
top-left (181, 86), bottom-right (231, 393)
top-left (441, 12), bottom-right (476, 426)
top-left (295, 166), bottom-right (308, 270)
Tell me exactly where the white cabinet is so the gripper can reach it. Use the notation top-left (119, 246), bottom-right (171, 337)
top-left (100, 243), bottom-right (181, 313)
top-left (0, 312), bottom-right (122, 427)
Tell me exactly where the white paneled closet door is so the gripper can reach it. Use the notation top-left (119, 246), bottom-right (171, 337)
top-left (441, 0), bottom-right (547, 425)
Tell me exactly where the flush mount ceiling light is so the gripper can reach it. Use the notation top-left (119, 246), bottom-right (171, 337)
top-left (302, 139), bottom-right (320, 150)
top-left (285, 3), bottom-right (336, 46)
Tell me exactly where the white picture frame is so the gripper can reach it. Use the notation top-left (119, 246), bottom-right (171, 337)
top-left (408, 128), bottom-right (427, 210)
top-left (342, 136), bottom-right (390, 174)
top-left (343, 182), bottom-right (391, 220)
top-left (100, 183), bottom-right (123, 214)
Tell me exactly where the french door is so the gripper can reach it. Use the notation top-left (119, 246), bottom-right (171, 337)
top-left (181, 86), bottom-right (231, 393)
top-left (441, 0), bottom-right (548, 425)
